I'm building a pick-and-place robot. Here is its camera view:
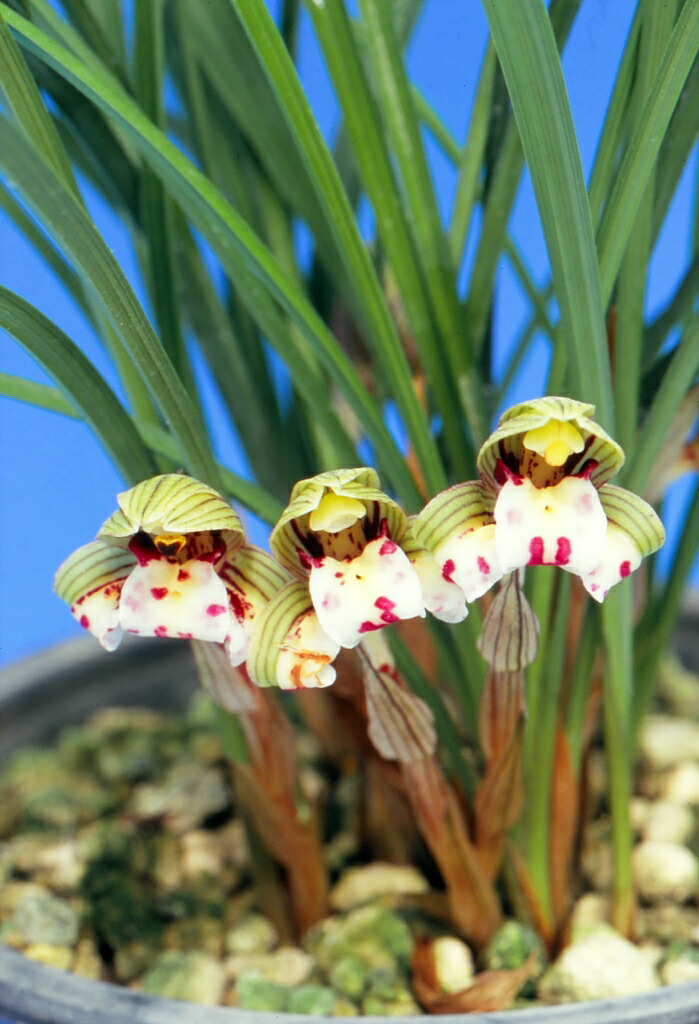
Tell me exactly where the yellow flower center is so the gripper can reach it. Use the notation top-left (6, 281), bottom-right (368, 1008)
top-left (522, 419), bottom-right (585, 467)
top-left (309, 492), bottom-right (367, 533)
top-left (153, 532), bottom-right (187, 557)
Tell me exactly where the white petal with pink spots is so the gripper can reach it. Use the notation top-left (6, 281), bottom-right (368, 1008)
top-left (308, 536), bottom-right (425, 648)
top-left (119, 557), bottom-right (232, 642)
top-left (494, 476), bottom-right (607, 576)
top-left (71, 581), bottom-right (124, 651)
top-left (575, 524), bottom-right (643, 602)
top-left (435, 523), bottom-right (503, 602)
top-left (409, 549), bottom-right (468, 623)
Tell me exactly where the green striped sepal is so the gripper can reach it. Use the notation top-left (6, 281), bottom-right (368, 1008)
top-left (413, 482), bottom-right (500, 604)
top-left (218, 544), bottom-right (291, 666)
top-left (477, 396), bottom-right (624, 491)
top-left (54, 539), bottom-right (136, 650)
top-left (575, 484), bottom-right (665, 602)
top-left (598, 485), bottom-right (666, 559)
top-left (270, 467), bottom-right (407, 576)
top-left (99, 474), bottom-right (243, 548)
top-left (413, 482), bottom-right (494, 553)
top-left (246, 580), bottom-right (341, 690)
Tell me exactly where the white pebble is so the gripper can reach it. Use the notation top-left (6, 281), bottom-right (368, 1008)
top-left (431, 936), bottom-right (475, 993)
top-left (642, 801), bottom-right (695, 845)
top-left (663, 762), bottom-right (699, 805)
top-left (539, 927), bottom-right (659, 1003)
top-left (640, 715), bottom-right (699, 769)
top-left (633, 840), bottom-right (698, 903)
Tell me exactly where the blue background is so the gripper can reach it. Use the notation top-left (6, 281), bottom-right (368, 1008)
top-left (1, 0), bottom-right (697, 665)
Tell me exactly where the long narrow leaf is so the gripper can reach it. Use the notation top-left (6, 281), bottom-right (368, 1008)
top-left (481, 0), bottom-right (613, 426)
top-left (0, 13), bottom-right (76, 192)
top-left (227, 0), bottom-right (444, 496)
top-left (0, 287), bottom-right (157, 484)
top-left (597, 0), bottom-right (699, 305)
top-left (0, 373), bottom-right (77, 418)
top-left (4, 7), bottom-right (421, 505)
top-left (0, 114), bottom-right (222, 489)
top-left (627, 313), bottom-right (699, 495)
top-left (359, 0), bottom-right (487, 451)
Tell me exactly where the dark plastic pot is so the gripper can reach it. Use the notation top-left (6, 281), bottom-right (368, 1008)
top-left (2, 624), bottom-right (699, 1024)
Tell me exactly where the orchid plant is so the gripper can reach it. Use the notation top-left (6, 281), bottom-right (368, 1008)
top-left (1, 0), bottom-right (698, 969)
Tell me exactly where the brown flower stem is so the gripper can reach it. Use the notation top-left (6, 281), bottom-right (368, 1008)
top-left (234, 762), bottom-right (329, 937)
top-left (193, 644), bottom-right (329, 937)
top-left (402, 756), bottom-right (501, 946)
top-left (233, 688), bottom-right (329, 937)
top-left (357, 644), bottom-right (501, 946)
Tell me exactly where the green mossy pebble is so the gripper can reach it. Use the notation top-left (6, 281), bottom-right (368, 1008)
top-left (80, 839), bottom-right (162, 950)
top-left (140, 950), bottom-right (225, 1004)
top-left (329, 953), bottom-right (370, 999)
top-left (15, 887), bottom-right (80, 946)
top-left (112, 941), bottom-right (158, 983)
top-left (288, 985), bottom-right (337, 1015)
top-left (483, 919), bottom-right (546, 996)
top-left (235, 971), bottom-right (290, 1012)
top-left (225, 911), bottom-right (278, 954)
top-left (308, 904), bottom-right (413, 975)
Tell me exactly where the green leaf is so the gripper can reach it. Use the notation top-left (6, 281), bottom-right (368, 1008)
top-left (627, 313), bottom-right (699, 496)
top-left (358, 0), bottom-right (488, 453)
top-left (481, 0), bottom-right (613, 426)
top-left (0, 373), bottom-right (77, 418)
top-left (227, 0), bottom-right (444, 496)
top-left (3, 6), bottom-right (421, 505)
top-left (0, 9), bottom-right (76, 192)
top-left (0, 114), bottom-right (225, 490)
top-left (597, 0), bottom-right (699, 306)
top-left (0, 286), bottom-right (158, 484)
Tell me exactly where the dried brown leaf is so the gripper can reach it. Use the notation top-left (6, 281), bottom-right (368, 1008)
top-left (404, 758), bottom-right (501, 946)
top-left (413, 945), bottom-right (538, 1014)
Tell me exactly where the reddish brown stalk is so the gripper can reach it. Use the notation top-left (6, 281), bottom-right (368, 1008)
top-left (474, 715), bottom-right (525, 879)
top-left (402, 756), bottom-right (501, 945)
top-left (548, 726), bottom-right (579, 945)
top-left (357, 647), bottom-right (502, 947)
top-left (192, 643), bottom-right (328, 937)
top-left (504, 844), bottom-right (555, 949)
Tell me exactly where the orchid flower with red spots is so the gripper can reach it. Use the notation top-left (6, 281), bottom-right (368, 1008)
top-left (269, 468), bottom-right (466, 650)
top-left (54, 474), bottom-right (287, 664)
top-left (246, 580), bottom-right (341, 690)
top-left (415, 397), bottom-right (665, 603)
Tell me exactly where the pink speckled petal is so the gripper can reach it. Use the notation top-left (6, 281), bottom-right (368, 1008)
top-left (434, 523), bottom-right (504, 602)
top-left (309, 536), bottom-right (425, 648)
top-left (494, 477), bottom-right (607, 576)
top-left (575, 525), bottom-right (643, 602)
top-left (71, 581), bottom-right (125, 651)
top-left (119, 556), bottom-right (231, 641)
top-left (409, 548), bottom-right (468, 623)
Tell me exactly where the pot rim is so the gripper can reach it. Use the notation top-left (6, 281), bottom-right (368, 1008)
top-left (2, 634), bottom-right (699, 1024)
